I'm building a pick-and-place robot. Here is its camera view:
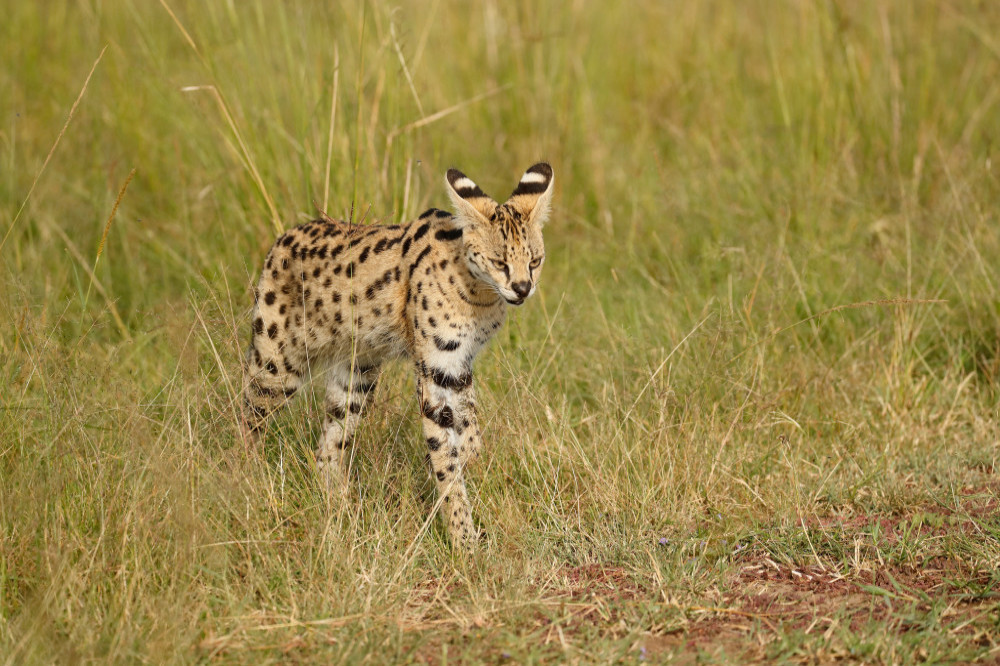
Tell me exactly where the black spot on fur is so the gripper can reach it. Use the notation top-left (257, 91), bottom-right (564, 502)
top-left (435, 228), bottom-right (463, 241)
top-left (421, 401), bottom-right (454, 429)
top-left (413, 222), bottom-right (430, 242)
top-left (408, 246), bottom-right (432, 279)
top-left (430, 369), bottom-right (473, 391)
top-left (385, 231), bottom-right (406, 250)
top-left (437, 406), bottom-right (455, 428)
top-left (434, 336), bottom-right (460, 352)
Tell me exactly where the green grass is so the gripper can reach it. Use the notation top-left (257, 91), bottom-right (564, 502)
top-left (2, 0), bottom-right (1000, 662)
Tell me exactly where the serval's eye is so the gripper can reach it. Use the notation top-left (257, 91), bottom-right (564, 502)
top-left (491, 258), bottom-right (507, 271)
top-left (529, 256), bottom-right (543, 269)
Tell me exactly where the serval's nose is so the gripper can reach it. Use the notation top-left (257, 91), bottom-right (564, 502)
top-left (511, 281), bottom-right (531, 299)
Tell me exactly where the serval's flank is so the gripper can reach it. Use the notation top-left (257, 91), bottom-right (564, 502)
top-left (243, 163), bottom-right (554, 548)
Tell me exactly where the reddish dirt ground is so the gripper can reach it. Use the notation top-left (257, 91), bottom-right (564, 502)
top-left (405, 486), bottom-right (1000, 663)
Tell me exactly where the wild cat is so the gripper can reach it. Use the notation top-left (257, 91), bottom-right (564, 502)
top-left (242, 163), bottom-right (554, 547)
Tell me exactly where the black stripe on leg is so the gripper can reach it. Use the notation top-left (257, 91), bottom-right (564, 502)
top-left (244, 398), bottom-right (269, 422)
top-left (430, 369), bottom-right (472, 391)
top-left (421, 402), bottom-right (454, 429)
top-left (433, 336), bottom-right (460, 352)
top-left (252, 385), bottom-right (280, 398)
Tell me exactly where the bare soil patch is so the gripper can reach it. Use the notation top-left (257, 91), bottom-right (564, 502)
top-left (642, 486), bottom-right (1000, 661)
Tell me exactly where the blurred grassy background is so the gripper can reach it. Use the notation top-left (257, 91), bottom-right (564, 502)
top-left (1, 0), bottom-right (999, 662)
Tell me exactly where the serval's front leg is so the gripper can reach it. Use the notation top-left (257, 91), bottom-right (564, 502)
top-left (416, 363), bottom-right (479, 548)
top-left (453, 385), bottom-right (483, 469)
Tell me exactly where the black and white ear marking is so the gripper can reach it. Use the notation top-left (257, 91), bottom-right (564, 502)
top-left (446, 168), bottom-right (498, 225)
top-left (507, 162), bottom-right (554, 226)
top-left (447, 169), bottom-right (488, 199)
top-left (510, 162), bottom-right (554, 197)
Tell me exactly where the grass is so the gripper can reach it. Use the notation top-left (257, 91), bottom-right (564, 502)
top-left (2, 0), bottom-right (999, 662)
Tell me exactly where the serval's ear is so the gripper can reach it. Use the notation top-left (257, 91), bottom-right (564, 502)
top-left (446, 168), bottom-right (498, 227)
top-left (506, 162), bottom-right (554, 227)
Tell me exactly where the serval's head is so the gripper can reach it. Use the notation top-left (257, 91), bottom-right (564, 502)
top-left (445, 162), bottom-right (554, 306)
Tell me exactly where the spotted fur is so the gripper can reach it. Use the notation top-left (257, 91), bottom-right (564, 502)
top-left (242, 163), bottom-right (554, 548)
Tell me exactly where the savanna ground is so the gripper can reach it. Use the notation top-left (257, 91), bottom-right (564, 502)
top-left (2, 1), bottom-right (999, 663)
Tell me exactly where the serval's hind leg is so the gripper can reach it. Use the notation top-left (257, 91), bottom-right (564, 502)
top-left (316, 361), bottom-right (380, 495)
top-left (242, 336), bottom-right (305, 446)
